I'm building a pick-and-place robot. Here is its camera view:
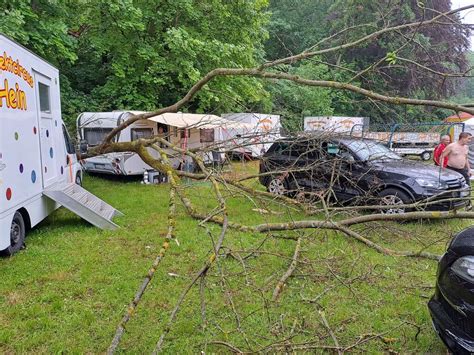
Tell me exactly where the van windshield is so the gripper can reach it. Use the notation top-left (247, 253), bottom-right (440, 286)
top-left (345, 140), bottom-right (401, 161)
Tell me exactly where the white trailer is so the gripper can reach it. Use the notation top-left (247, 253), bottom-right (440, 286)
top-left (78, 111), bottom-right (250, 176)
top-left (352, 131), bottom-right (439, 161)
top-left (220, 113), bottom-right (281, 158)
top-left (77, 111), bottom-right (162, 175)
top-left (0, 34), bottom-right (121, 255)
top-left (304, 116), bottom-right (369, 133)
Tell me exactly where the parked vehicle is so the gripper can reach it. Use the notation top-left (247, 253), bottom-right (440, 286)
top-left (78, 111), bottom-right (251, 176)
top-left (0, 34), bottom-right (121, 255)
top-left (259, 135), bottom-right (469, 212)
top-left (460, 116), bottom-right (474, 178)
top-left (77, 111), bottom-right (161, 175)
top-left (429, 226), bottom-right (474, 354)
top-left (221, 113), bottom-right (281, 158)
top-left (359, 131), bottom-right (439, 161)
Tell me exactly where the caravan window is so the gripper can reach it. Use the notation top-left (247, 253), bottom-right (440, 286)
top-left (84, 128), bottom-right (113, 146)
top-left (200, 129), bottom-right (214, 143)
top-left (131, 128), bottom-right (154, 141)
top-left (38, 82), bottom-right (51, 113)
top-left (179, 129), bottom-right (190, 139)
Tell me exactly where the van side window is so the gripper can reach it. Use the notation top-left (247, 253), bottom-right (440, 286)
top-left (62, 125), bottom-right (75, 154)
top-left (84, 128), bottom-right (113, 146)
top-left (131, 128), bottom-right (154, 141)
top-left (38, 82), bottom-right (51, 113)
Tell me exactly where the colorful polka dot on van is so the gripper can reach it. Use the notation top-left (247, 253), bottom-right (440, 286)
top-left (6, 188), bottom-right (12, 200)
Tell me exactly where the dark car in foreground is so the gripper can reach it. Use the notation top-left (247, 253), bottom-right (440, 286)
top-left (429, 227), bottom-right (474, 354)
top-left (259, 135), bottom-right (469, 212)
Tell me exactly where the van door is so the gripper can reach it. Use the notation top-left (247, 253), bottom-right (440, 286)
top-left (34, 72), bottom-right (58, 188)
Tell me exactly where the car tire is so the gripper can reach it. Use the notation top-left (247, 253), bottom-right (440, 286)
top-left (267, 177), bottom-right (289, 196)
top-left (421, 151), bottom-right (432, 161)
top-left (75, 172), bottom-right (82, 186)
top-left (2, 212), bottom-right (26, 256)
top-left (378, 188), bottom-right (412, 214)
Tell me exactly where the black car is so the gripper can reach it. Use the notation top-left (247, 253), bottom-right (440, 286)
top-left (259, 135), bottom-right (469, 212)
top-left (429, 227), bottom-right (474, 354)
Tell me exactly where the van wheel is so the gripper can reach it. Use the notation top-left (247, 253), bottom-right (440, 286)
top-left (421, 151), bottom-right (431, 161)
top-left (5, 212), bottom-right (26, 256)
top-left (378, 188), bottom-right (411, 214)
top-left (75, 173), bottom-right (82, 186)
top-left (267, 177), bottom-right (288, 196)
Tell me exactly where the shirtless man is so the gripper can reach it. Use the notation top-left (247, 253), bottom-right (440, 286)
top-left (440, 132), bottom-right (472, 184)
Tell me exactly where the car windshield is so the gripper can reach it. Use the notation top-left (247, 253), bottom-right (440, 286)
top-left (345, 140), bottom-right (402, 161)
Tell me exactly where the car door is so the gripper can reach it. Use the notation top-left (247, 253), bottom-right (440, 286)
top-left (319, 142), bottom-right (348, 200)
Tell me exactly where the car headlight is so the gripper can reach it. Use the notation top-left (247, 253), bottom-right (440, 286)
top-left (451, 256), bottom-right (474, 282)
top-left (415, 178), bottom-right (447, 189)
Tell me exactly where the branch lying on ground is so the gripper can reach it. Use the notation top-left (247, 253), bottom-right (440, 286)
top-left (107, 150), bottom-right (179, 354)
top-left (272, 237), bottom-right (302, 302)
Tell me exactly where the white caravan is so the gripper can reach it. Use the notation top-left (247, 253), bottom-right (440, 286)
top-left (0, 34), bottom-right (121, 255)
top-left (460, 117), bottom-right (474, 178)
top-left (221, 113), bottom-right (281, 158)
top-left (77, 111), bottom-right (250, 175)
top-left (304, 116), bottom-right (369, 134)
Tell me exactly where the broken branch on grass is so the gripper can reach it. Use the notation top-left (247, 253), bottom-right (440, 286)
top-left (272, 237), bottom-right (302, 302)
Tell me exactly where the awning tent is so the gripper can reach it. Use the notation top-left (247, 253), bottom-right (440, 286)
top-left (145, 112), bottom-right (254, 130)
top-left (445, 112), bottom-right (474, 123)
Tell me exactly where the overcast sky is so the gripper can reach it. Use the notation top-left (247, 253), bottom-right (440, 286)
top-left (452, 0), bottom-right (474, 49)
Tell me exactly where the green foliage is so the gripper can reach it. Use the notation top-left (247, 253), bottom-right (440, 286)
top-left (0, 1), bottom-right (77, 65)
top-left (266, 60), bottom-right (355, 131)
top-left (265, 0), bottom-right (471, 124)
top-left (1, 0), bottom-right (270, 126)
top-left (450, 51), bottom-right (474, 105)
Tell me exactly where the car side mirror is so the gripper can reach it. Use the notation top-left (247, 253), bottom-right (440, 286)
top-left (339, 152), bottom-right (355, 162)
top-left (79, 140), bottom-right (88, 155)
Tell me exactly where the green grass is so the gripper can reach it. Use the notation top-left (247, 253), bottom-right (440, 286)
top-left (0, 163), bottom-right (472, 353)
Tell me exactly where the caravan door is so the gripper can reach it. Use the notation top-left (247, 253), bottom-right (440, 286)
top-left (34, 72), bottom-right (59, 188)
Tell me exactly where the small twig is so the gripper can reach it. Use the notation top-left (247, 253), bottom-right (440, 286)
top-left (272, 237), bottom-right (302, 302)
top-left (319, 310), bottom-right (343, 355)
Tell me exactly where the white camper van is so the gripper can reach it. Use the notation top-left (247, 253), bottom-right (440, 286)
top-left (221, 113), bottom-right (281, 158)
top-left (78, 111), bottom-right (251, 176)
top-left (0, 34), bottom-right (121, 255)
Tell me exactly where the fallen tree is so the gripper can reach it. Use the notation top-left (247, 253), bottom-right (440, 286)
top-left (76, 5), bottom-right (474, 353)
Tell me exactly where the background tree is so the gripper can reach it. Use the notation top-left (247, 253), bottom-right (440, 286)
top-left (264, 0), bottom-right (472, 126)
top-left (0, 0), bottom-right (271, 129)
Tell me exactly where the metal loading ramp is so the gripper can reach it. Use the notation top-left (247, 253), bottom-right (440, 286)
top-left (43, 183), bottom-right (123, 230)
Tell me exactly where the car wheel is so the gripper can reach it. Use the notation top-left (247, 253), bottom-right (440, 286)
top-left (75, 173), bottom-right (82, 186)
top-left (3, 212), bottom-right (26, 256)
top-left (267, 177), bottom-right (288, 196)
top-left (378, 188), bottom-right (411, 214)
top-left (421, 151), bottom-right (432, 161)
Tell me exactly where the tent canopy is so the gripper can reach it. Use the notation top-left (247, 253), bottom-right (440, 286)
top-left (445, 112), bottom-right (474, 122)
top-left (145, 112), bottom-right (253, 130)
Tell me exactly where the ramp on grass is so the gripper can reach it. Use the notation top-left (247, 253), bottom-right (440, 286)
top-left (44, 182), bottom-right (122, 230)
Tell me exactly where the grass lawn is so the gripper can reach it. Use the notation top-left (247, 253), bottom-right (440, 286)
top-left (0, 161), bottom-right (471, 353)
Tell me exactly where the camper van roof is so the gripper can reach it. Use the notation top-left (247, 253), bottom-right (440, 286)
top-left (147, 112), bottom-right (253, 129)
